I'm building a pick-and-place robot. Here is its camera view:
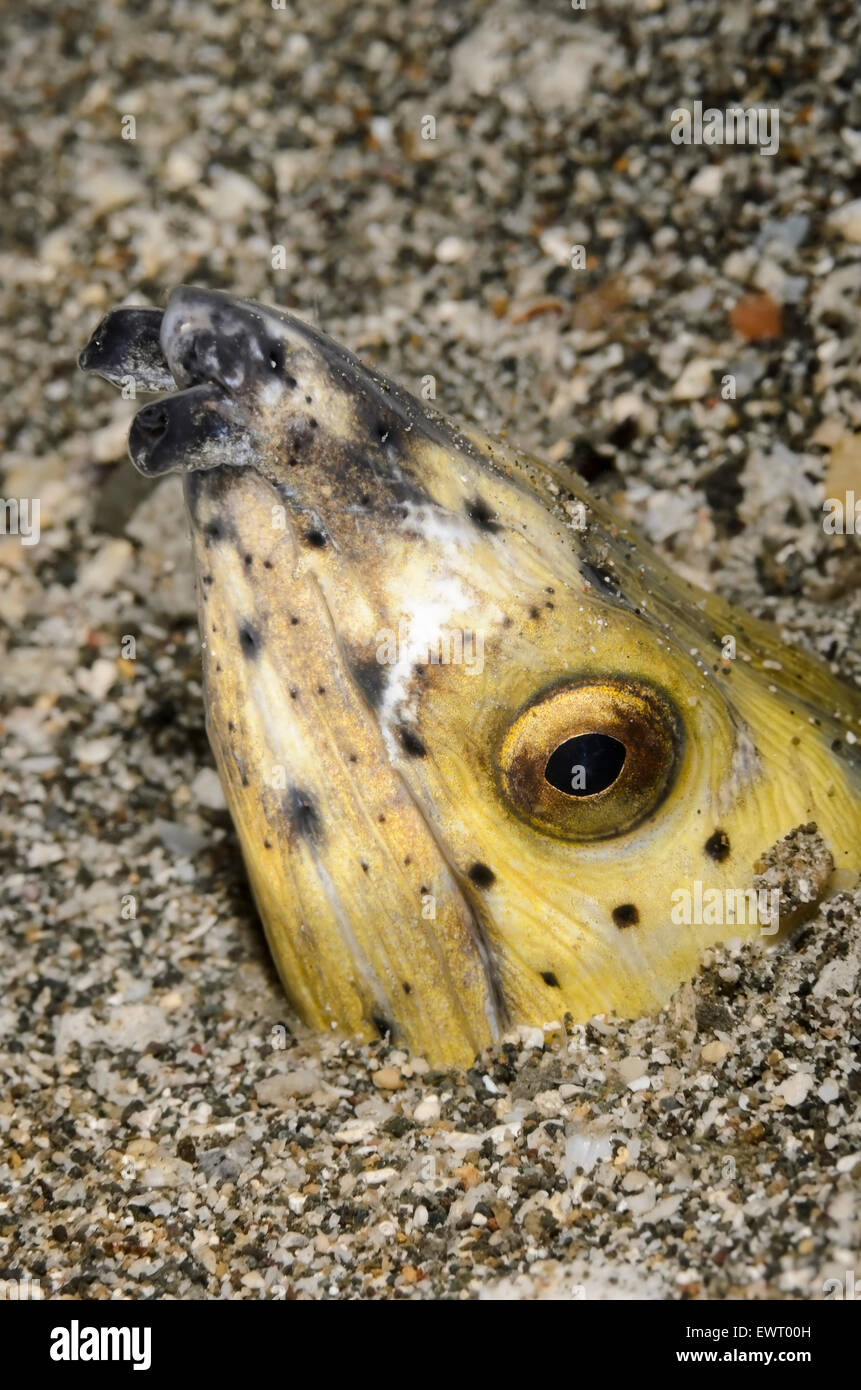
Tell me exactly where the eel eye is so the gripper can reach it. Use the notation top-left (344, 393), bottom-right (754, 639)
top-left (498, 678), bottom-right (682, 840)
top-left (544, 732), bottom-right (627, 796)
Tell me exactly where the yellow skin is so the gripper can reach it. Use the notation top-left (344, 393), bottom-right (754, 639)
top-left (80, 288), bottom-right (861, 1066)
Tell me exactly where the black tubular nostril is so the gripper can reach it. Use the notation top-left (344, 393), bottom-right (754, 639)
top-left (136, 403), bottom-right (169, 440)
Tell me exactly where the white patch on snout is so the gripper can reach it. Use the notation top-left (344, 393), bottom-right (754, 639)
top-left (375, 502), bottom-right (497, 758)
top-left (378, 581), bottom-right (475, 754)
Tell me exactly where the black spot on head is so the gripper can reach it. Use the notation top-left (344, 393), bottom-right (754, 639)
top-left (704, 829), bottom-right (731, 862)
top-left (402, 982), bottom-right (412, 995)
top-left (468, 862), bottom-right (496, 889)
top-left (398, 726), bottom-right (426, 758)
top-left (305, 529), bottom-right (326, 547)
top-left (268, 342), bottom-right (285, 372)
top-left (244, 553), bottom-right (253, 567)
top-left (290, 615), bottom-right (300, 625)
top-left (466, 498), bottom-right (500, 533)
top-left (350, 655), bottom-right (388, 709)
top-left (263, 559), bottom-right (273, 570)
top-left (529, 606), bottom-right (541, 620)
top-left (612, 903), bottom-right (640, 928)
top-left (288, 787), bottom-right (322, 841)
top-left (360, 861), bottom-right (369, 874)
top-left (541, 971), bottom-right (561, 988)
top-left (239, 622), bottom-right (260, 659)
top-left (204, 520), bottom-right (225, 546)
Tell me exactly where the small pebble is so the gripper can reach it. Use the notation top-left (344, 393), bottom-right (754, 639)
top-left (372, 1066), bottom-right (404, 1091)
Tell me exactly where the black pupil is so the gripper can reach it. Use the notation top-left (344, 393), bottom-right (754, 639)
top-left (545, 733), bottom-right (626, 797)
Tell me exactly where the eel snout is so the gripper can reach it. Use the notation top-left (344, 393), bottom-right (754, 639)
top-left (78, 305), bottom-right (173, 393)
top-left (80, 288), bottom-right (280, 478)
top-left (81, 286), bottom-right (365, 481)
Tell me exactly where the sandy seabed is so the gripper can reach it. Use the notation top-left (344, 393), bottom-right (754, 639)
top-left (1, 0), bottom-right (859, 1300)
